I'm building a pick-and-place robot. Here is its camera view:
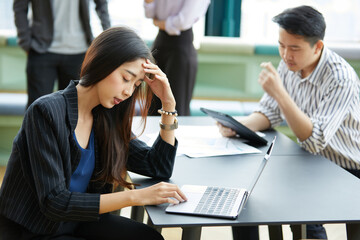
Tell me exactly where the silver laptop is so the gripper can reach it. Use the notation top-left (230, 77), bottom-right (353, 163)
top-left (165, 137), bottom-right (276, 219)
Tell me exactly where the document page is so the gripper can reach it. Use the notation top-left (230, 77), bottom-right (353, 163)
top-left (146, 125), bottom-right (261, 158)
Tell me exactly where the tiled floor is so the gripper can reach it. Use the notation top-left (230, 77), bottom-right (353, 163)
top-left (0, 166), bottom-right (347, 239)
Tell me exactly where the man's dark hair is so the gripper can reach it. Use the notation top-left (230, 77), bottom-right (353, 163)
top-left (273, 5), bottom-right (326, 46)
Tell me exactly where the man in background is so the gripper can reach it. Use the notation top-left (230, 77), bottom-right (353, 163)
top-left (144, 0), bottom-right (210, 116)
top-left (14, 0), bottom-right (110, 108)
top-left (218, 5), bottom-right (360, 240)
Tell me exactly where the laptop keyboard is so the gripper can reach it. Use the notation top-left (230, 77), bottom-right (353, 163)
top-left (194, 187), bottom-right (241, 215)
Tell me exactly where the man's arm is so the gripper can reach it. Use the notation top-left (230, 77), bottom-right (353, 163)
top-left (13, 0), bottom-right (31, 52)
top-left (259, 62), bottom-right (313, 141)
top-left (147, 0), bottom-right (210, 35)
top-left (94, 0), bottom-right (111, 30)
top-left (241, 112), bottom-right (271, 132)
top-left (144, 0), bottom-right (156, 19)
top-left (217, 112), bottom-right (270, 137)
top-left (163, 0), bottom-right (210, 35)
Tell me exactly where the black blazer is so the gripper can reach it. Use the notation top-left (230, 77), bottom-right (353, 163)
top-left (13, 0), bottom-right (111, 53)
top-left (0, 81), bottom-right (177, 234)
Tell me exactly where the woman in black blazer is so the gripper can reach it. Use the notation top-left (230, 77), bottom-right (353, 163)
top-left (0, 27), bottom-right (186, 240)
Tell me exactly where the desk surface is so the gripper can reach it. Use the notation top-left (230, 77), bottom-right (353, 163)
top-left (130, 116), bottom-right (360, 228)
top-left (133, 116), bottom-right (308, 156)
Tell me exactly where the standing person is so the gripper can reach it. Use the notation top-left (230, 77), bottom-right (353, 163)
top-left (218, 5), bottom-right (360, 240)
top-left (0, 27), bottom-right (186, 240)
top-left (13, 0), bottom-right (111, 108)
top-left (144, 0), bottom-right (210, 116)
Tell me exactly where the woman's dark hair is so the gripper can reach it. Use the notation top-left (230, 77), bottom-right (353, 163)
top-left (80, 27), bottom-right (154, 188)
top-left (273, 5), bottom-right (326, 46)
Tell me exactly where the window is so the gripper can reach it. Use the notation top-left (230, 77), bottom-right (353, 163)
top-left (205, 0), bottom-right (242, 37)
top-left (91, 0), bottom-right (206, 44)
top-left (2, 0), bottom-right (359, 44)
top-left (90, 0), bottom-right (158, 41)
top-left (240, 0), bottom-right (360, 43)
top-left (0, 1), bottom-right (16, 35)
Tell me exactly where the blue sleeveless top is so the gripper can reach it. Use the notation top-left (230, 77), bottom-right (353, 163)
top-left (69, 129), bottom-right (95, 193)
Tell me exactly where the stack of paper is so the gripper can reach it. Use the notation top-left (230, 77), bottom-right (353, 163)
top-left (145, 125), bottom-right (261, 158)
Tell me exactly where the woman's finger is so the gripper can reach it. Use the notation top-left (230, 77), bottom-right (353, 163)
top-left (153, 75), bottom-right (168, 82)
top-left (143, 59), bottom-right (159, 70)
top-left (176, 186), bottom-right (188, 201)
top-left (158, 183), bottom-right (187, 202)
top-left (166, 197), bottom-right (180, 205)
top-left (144, 68), bottom-right (166, 77)
top-left (162, 190), bottom-right (184, 203)
top-left (169, 186), bottom-right (187, 202)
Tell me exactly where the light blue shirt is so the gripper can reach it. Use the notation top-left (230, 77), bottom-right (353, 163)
top-left (144, 0), bottom-right (210, 35)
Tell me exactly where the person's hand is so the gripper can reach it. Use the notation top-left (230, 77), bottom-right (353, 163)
top-left (216, 122), bottom-right (236, 137)
top-left (258, 62), bottom-right (286, 100)
top-left (133, 182), bottom-right (187, 206)
top-left (153, 19), bottom-right (166, 30)
top-left (143, 59), bottom-right (175, 110)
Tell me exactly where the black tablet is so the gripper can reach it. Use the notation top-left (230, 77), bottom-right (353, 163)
top-left (200, 107), bottom-right (268, 146)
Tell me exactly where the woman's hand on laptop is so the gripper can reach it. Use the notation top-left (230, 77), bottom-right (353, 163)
top-left (216, 122), bottom-right (236, 137)
top-left (132, 182), bottom-right (187, 206)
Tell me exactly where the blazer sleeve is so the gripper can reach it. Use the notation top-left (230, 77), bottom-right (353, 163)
top-left (23, 101), bottom-right (100, 222)
top-left (94, 0), bottom-right (111, 30)
top-left (126, 134), bottom-right (178, 179)
top-left (13, 0), bottom-right (31, 51)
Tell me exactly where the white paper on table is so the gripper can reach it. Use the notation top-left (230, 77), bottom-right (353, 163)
top-left (144, 125), bottom-right (262, 158)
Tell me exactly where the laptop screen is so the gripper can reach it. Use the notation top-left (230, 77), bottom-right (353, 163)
top-left (247, 137), bottom-right (276, 197)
